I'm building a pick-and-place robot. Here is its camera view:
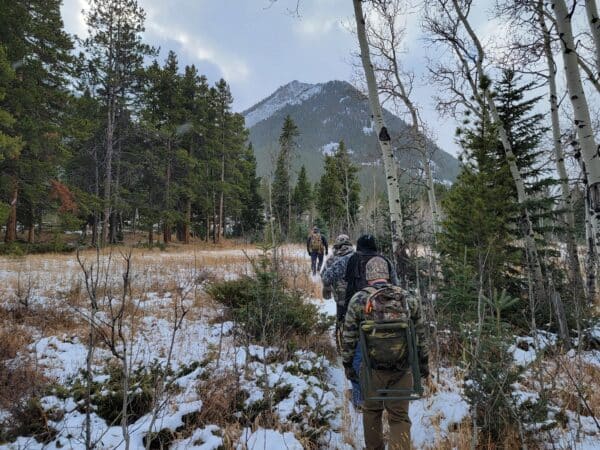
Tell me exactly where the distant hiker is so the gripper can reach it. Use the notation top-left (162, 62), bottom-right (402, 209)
top-left (344, 234), bottom-right (398, 305)
top-left (307, 226), bottom-right (328, 276)
top-left (321, 234), bottom-right (355, 345)
top-left (342, 256), bottom-right (429, 450)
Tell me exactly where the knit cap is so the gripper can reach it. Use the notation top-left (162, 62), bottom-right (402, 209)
top-left (365, 256), bottom-right (389, 281)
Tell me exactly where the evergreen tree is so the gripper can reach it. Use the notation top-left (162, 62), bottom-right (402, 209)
top-left (439, 71), bottom-right (559, 327)
top-left (0, 0), bottom-right (73, 243)
top-left (0, 46), bottom-right (22, 224)
top-left (495, 70), bottom-right (558, 243)
top-left (438, 115), bottom-right (519, 321)
top-left (317, 141), bottom-right (360, 233)
top-left (292, 165), bottom-right (312, 220)
top-left (335, 141), bottom-right (360, 232)
top-left (141, 51), bottom-right (185, 243)
top-left (237, 143), bottom-right (264, 236)
top-left (273, 115), bottom-right (299, 236)
top-left (81, 0), bottom-right (155, 244)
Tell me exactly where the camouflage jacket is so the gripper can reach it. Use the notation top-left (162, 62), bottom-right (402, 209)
top-left (321, 245), bottom-right (354, 304)
top-left (322, 245), bottom-right (354, 286)
top-left (341, 282), bottom-right (429, 367)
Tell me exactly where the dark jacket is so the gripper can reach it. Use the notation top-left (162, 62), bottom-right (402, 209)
top-left (344, 250), bottom-right (397, 305)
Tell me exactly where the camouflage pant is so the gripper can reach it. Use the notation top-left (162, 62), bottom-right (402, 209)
top-left (362, 369), bottom-right (412, 450)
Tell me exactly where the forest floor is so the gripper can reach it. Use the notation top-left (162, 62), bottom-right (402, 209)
top-left (0, 244), bottom-right (598, 449)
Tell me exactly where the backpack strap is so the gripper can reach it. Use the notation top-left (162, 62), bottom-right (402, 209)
top-left (362, 286), bottom-right (380, 315)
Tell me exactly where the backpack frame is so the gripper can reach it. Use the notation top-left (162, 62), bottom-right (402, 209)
top-left (358, 287), bottom-right (423, 401)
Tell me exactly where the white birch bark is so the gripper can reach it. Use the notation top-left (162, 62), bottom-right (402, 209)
top-left (537, 0), bottom-right (585, 302)
top-left (353, 0), bottom-right (405, 261)
top-left (553, 0), bottom-right (600, 284)
top-left (450, 0), bottom-right (547, 302)
top-left (585, 0), bottom-right (600, 75)
top-left (367, 0), bottom-right (440, 237)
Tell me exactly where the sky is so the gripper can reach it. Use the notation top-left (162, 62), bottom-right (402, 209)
top-left (59, 0), bottom-right (500, 157)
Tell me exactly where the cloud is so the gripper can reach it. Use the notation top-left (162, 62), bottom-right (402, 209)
top-left (147, 22), bottom-right (250, 82)
top-left (293, 16), bottom-right (340, 37)
top-left (61, 0), bottom-right (88, 38)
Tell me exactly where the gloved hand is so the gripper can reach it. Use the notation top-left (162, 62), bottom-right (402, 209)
top-left (343, 362), bottom-right (358, 381)
top-left (419, 355), bottom-right (430, 379)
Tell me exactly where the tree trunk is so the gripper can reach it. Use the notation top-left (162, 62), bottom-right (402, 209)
top-left (353, 0), bottom-right (406, 273)
top-left (5, 179), bottom-right (18, 243)
top-left (218, 153), bottom-right (225, 243)
top-left (163, 141), bottom-right (172, 244)
top-left (585, 0), bottom-right (600, 75)
top-left (183, 199), bottom-right (191, 244)
top-left (27, 223), bottom-right (34, 244)
top-left (102, 93), bottom-right (116, 246)
top-left (451, 0), bottom-right (547, 303)
top-left (148, 225), bottom-right (153, 245)
top-left (553, 0), bottom-right (600, 279)
top-left (538, 1), bottom-right (586, 303)
top-left (580, 158), bottom-right (598, 300)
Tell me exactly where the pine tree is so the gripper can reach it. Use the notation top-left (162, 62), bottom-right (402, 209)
top-left (141, 51), bottom-right (184, 243)
top-left (335, 141), bottom-right (360, 232)
top-left (0, 0), bottom-right (73, 243)
top-left (439, 72), bottom-right (559, 327)
top-left (292, 165), bottom-right (312, 220)
top-left (317, 141), bottom-right (360, 234)
top-left (82, 0), bottom-right (155, 245)
top-left (273, 115), bottom-right (299, 236)
top-left (237, 143), bottom-right (264, 236)
top-left (439, 114), bottom-right (519, 322)
top-left (495, 70), bottom-right (558, 243)
top-left (0, 45), bottom-right (23, 225)
top-left (317, 154), bottom-right (343, 232)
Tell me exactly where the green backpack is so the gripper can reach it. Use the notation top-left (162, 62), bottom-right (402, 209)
top-left (309, 232), bottom-right (324, 253)
top-left (360, 285), bottom-right (412, 370)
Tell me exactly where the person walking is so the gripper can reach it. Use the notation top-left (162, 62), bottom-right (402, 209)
top-left (321, 234), bottom-right (355, 345)
top-left (342, 256), bottom-right (429, 450)
top-left (307, 226), bottom-right (328, 276)
top-left (344, 234), bottom-right (398, 306)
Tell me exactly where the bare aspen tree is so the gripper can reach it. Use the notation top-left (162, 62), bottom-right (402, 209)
top-left (552, 0), bottom-right (600, 284)
top-left (530, 0), bottom-right (586, 303)
top-left (585, 0), bottom-right (600, 74)
top-left (365, 0), bottom-right (441, 237)
top-left (352, 0), bottom-right (407, 273)
top-left (425, 0), bottom-right (548, 304)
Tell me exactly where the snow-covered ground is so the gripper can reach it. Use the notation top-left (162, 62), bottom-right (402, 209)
top-left (0, 246), bottom-right (598, 449)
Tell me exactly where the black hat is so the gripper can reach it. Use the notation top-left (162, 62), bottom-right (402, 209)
top-left (356, 234), bottom-right (377, 252)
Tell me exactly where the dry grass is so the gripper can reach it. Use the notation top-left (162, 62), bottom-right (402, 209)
top-left (0, 325), bottom-right (48, 415)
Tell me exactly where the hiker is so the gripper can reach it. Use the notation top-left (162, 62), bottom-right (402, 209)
top-left (342, 256), bottom-right (429, 450)
top-left (344, 234), bottom-right (398, 307)
top-left (306, 226), bottom-right (328, 276)
top-left (321, 234), bottom-right (355, 345)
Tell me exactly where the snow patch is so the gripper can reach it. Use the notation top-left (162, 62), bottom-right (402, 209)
top-left (509, 331), bottom-right (557, 367)
top-left (321, 142), bottom-right (339, 156)
top-left (237, 428), bottom-right (303, 450)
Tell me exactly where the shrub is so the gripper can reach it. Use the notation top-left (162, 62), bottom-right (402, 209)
top-left (71, 361), bottom-right (168, 425)
top-left (207, 252), bottom-right (332, 345)
top-left (0, 398), bottom-right (57, 444)
top-left (463, 326), bottom-right (523, 444)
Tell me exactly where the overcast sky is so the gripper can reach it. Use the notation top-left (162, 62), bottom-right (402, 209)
top-left (60, 0), bottom-right (501, 157)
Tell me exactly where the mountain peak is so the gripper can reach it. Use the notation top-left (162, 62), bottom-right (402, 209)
top-left (243, 80), bottom-right (324, 128)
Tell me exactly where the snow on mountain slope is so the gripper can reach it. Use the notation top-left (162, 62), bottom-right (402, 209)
top-left (243, 80), bottom-right (323, 128)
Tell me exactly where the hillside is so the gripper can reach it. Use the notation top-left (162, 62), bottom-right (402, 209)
top-left (242, 80), bottom-right (460, 189)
